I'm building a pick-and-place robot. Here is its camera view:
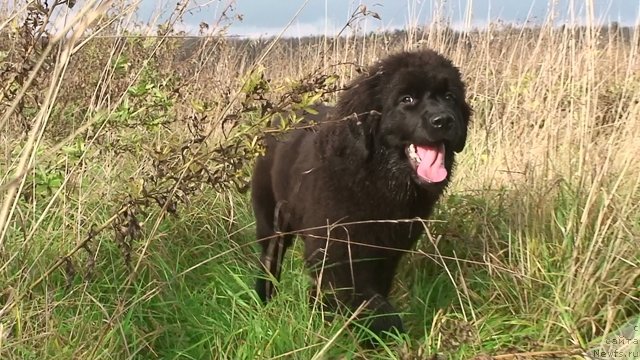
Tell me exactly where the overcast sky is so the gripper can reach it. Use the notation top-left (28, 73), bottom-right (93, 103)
top-left (134, 0), bottom-right (640, 37)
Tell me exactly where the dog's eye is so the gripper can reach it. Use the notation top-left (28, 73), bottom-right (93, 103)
top-left (400, 95), bottom-right (415, 104)
top-left (444, 92), bottom-right (456, 102)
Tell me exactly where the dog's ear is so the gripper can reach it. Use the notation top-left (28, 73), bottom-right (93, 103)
top-left (452, 125), bottom-right (467, 153)
top-left (317, 111), bottom-right (381, 162)
top-left (335, 67), bottom-right (385, 117)
top-left (452, 100), bottom-right (472, 153)
top-left (346, 110), bottom-right (380, 160)
top-left (346, 110), bottom-right (381, 161)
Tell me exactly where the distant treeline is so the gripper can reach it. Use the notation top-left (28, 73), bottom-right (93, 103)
top-left (170, 23), bottom-right (638, 64)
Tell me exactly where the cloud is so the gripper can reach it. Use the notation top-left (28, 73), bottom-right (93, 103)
top-left (228, 17), bottom-right (391, 38)
top-left (230, 23), bottom-right (334, 39)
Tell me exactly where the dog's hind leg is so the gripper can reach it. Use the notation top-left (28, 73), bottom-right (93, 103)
top-left (253, 197), bottom-right (293, 303)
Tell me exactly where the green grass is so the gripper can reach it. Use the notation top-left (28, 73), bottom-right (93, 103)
top-left (5, 178), bottom-right (636, 359)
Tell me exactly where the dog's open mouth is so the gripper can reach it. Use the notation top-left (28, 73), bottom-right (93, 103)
top-left (405, 143), bottom-right (447, 183)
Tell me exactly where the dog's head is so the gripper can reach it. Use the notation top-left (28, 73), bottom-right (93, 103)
top-left (336, 50), bottom-right (472, 187)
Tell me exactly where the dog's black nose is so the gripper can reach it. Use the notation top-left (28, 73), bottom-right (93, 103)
top-left (429, 114), bottom-right (454, 129)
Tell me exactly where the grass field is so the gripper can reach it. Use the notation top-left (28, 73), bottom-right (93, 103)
top-left (1, 1), bottom-right (639, 359)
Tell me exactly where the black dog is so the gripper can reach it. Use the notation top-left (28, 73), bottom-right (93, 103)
top-left (251, 49), bottom-right (472, 338)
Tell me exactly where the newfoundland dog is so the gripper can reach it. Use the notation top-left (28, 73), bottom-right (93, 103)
top-left (251, 49), bottom-right (472, 339)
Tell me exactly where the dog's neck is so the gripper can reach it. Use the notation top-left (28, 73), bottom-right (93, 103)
top-left (319, 146), bottom-right (447, 219)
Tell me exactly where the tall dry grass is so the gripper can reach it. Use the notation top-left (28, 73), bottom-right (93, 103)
top-left (0, 0), bottom-right (638, 358)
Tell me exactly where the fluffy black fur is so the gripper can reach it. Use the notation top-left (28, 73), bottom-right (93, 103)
top-left (251, 49), bottom-right (472, 339)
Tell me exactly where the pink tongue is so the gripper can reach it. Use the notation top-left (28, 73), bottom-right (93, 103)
top-left (415, 144), bottom-right (447, 183)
